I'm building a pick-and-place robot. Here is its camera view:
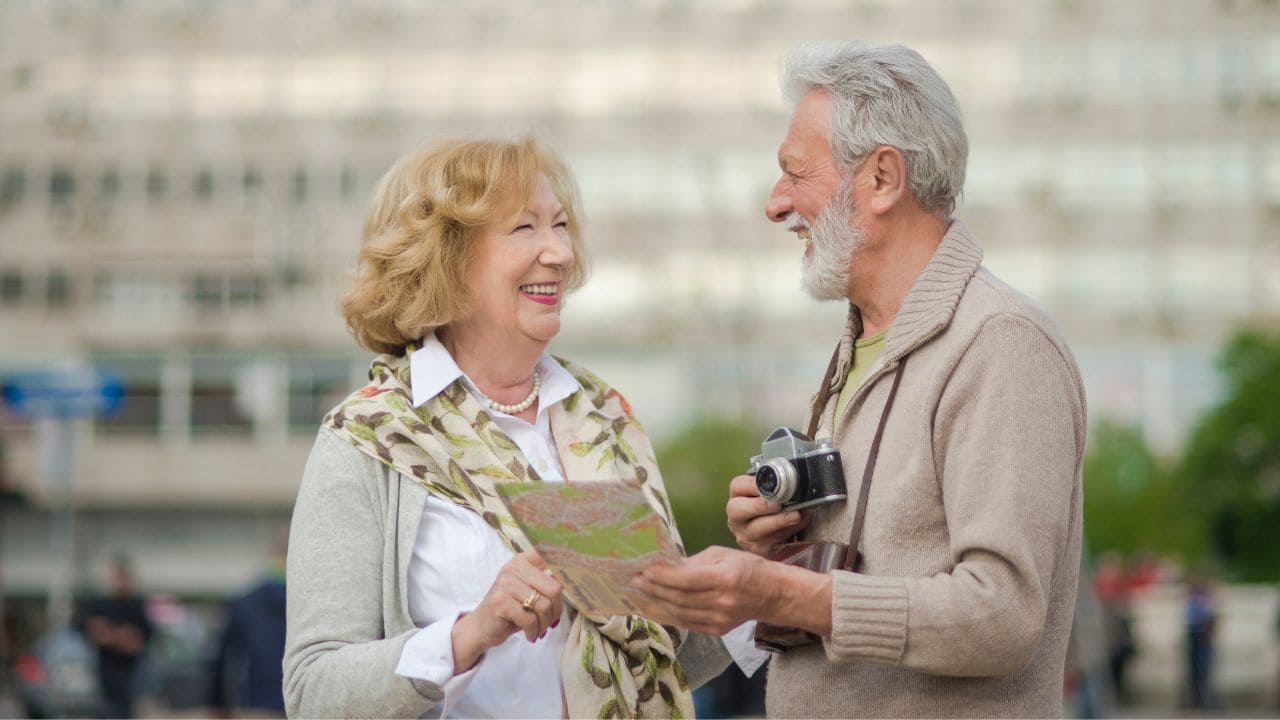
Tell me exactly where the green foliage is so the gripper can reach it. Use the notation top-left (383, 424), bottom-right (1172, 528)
top-left (1174, 328), bottom-right (1280, 581)
top-left (655, 417), bottom-right (764, 554)
top-left (1083, 419), bottom-right (1207, 563)
top-left (1085, 328), bottom-right (1280, 582)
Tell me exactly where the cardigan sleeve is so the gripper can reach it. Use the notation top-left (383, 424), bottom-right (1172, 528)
top-left (824, 313), bottom-right (1085, 676)
top-left (284, 429), bottom-right (445, 718)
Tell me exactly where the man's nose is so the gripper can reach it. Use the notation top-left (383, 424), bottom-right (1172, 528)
top-left (765, 178), bottom-right (792, 223)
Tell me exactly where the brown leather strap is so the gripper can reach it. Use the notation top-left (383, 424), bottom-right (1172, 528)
top-left (806, 345), bottom-right (842, 440)
top-left (843, 357), bottom-right (908, 572)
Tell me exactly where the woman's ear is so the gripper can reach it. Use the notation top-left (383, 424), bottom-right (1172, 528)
top-left (864, 146), bottom-right (907, 215)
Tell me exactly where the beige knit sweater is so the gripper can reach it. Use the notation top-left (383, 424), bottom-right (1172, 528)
top-left (765, 221), bottom-right (1087, 718)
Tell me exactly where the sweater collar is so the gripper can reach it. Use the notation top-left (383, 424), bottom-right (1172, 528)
top-left (829, 219), bottom-right (983, 393)
top-left (885, 218), bottom-right (983, 360)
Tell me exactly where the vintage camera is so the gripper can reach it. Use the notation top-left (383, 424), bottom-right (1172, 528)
top-left (748, 428), bottom-right (850, 652)
top-left (748, 427), bottom-right (847, 512)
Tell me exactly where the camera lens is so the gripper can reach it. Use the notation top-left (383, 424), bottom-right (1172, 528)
top-left (755, 459), bottom-right (797, 504)
top-left (757, 466), bottom-right (779, 495)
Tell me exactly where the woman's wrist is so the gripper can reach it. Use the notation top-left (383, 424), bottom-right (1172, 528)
top-left (449, 611), bottom-right (486, 674)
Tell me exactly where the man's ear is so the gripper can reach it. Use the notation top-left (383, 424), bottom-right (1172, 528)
top-left (864, 145), bottom-right (907, 216)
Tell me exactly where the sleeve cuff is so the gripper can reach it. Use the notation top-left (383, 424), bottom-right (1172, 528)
top-left (721, 621), bottom-right (770, 677)
top-left (395, 612), bottom-right (482, 716)
top-left (823, 571), bottom-right (909, 664)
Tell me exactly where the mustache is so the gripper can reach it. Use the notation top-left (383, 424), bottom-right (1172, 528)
top-left (785, 213), bottom-right (810, 234)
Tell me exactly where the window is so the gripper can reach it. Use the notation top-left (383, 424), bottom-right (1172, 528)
top-left (193, 167), bottom-right (215, 202)
top-left (193, 273), bottom-right (263, 310)
top-left (191, 356), bottom-right (254, 434)
top-left (49, 167), bottom-right (76, 206)
top-left (93, 356), bottom-right (162, 435)
top-left (1, 167), bottom-right (25, 210)
top-left (0, 270), bottom-right (24, 304)
top-left (292, 167), bottom-right (307, 203)
top-left (99, 167), bottom-right (120, 201)
top-left (288, 356), bottom-right (356, 431)
top-left (339, 165), bottom-right (357, 201)
top-left (146, 167), bottom-right (167, 202)
top-left (46, 271), bottom-right (72, 308)
top-left (243, 165), bottom-right (262, 197)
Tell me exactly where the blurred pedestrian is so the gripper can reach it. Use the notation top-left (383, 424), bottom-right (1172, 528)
top-left (77, 555), bottom-right (152, 718)
top-left (1275, 594), bottom-right (1280, 712)
top-left (1094, 552), bottom-right (1136, 704)
top-left (1185, 573), bottom-right (1218, 710)
top-left (208, 531), bottom-right (288, 718)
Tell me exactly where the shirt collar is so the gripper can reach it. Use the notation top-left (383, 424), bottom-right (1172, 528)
top-left (409, 332), bottom-right (580, 414)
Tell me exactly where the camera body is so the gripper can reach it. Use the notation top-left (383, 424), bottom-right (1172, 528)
top-left (748, 427), bottom-right (847, 512)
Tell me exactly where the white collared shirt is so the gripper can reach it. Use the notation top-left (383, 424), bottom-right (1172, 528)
top-left (394, 334), bottom-right (768, 719)
top-left (395, 333), bottom-right (577, 719)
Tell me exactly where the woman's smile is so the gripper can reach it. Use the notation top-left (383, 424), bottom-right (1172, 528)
top-left (520, 282), bottom-right (560, 306)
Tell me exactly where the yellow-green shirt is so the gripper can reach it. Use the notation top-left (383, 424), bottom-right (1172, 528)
top-left (832, 330), bottom-right (887, 425)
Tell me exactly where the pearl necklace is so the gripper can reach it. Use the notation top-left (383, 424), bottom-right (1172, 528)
top-left (481, 373), bottom-right (540, 415)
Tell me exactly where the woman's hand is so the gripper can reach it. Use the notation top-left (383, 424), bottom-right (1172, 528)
top-left (450, 551), bottom-right (563, 673)
top-left (726, 474), bottom-right (811, 556)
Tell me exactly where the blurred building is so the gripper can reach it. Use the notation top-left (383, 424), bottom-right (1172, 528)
top-left (1, 0), bottom-right (1279, 598)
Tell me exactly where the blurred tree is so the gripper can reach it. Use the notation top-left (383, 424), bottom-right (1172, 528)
top-left (1082, 419), bottom-right (1206, 562)
top-left (1175, 328), bottom-right (1280, 581)
top-left (656, 417), bottom-right (763, 554)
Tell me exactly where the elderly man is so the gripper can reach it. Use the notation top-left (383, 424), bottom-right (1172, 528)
top-left (635, 41), bottom-right (1087, 717)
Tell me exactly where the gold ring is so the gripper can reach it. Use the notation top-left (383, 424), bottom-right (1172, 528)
top-left (522, 589), bottom-right (541, 611)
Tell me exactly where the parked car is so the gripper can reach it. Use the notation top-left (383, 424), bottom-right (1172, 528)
top-left (140, 595), bottom-right (211, 711)
top-left (14, 625), bottom-right (104, 718)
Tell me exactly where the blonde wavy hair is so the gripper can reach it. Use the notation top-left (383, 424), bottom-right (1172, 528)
top-left (342, 137), bottom-right (589, 355)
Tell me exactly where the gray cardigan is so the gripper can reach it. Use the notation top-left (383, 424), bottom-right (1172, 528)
top-left (284, 428), bottom-right (732, 719)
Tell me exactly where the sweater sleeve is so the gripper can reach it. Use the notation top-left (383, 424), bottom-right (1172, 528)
top-left (824, 313), bottom-right (1085, 676)
top-left (283, 429), bottom-right (445, 718)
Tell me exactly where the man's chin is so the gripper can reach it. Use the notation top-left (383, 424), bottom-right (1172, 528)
top-left (801, 271), bottom-right (849, 302)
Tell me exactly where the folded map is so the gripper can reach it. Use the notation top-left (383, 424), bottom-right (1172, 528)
top-left (495, 481), bottom-right (683, 618)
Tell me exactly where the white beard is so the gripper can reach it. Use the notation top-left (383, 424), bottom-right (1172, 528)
top-left (800, 181), bottom-right (864, 301)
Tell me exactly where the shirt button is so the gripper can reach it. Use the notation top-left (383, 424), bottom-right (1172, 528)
top-left (536, 459), bottom-right (549, 472)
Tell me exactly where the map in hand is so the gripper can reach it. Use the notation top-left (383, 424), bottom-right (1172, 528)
top-left (495, 481), bottom-right (684, 618)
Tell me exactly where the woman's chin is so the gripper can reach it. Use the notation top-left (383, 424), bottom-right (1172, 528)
top-left (518, 316), bottom-right (562, 345)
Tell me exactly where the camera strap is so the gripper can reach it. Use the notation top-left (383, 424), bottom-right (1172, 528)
top-left (805, 345), bottom-right (842, 440)
top-left (843, 357), bottom-right (908, 571)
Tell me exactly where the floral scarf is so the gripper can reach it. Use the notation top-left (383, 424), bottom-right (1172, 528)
top-left (323, 349), bottom-right (694, 719)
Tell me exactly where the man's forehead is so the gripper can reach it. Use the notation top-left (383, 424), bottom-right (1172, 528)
top-left (778, 90), bottom-right (834, 167)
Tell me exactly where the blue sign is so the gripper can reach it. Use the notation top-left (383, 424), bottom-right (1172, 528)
top-left (1, 369), bottom-right (125, 418)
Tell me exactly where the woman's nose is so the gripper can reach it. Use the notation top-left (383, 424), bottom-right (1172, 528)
top-left (540, 229), bottom-right (574, 269)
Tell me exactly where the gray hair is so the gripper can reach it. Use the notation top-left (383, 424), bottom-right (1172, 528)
top-left (781, 41), bottom-right (968, 217)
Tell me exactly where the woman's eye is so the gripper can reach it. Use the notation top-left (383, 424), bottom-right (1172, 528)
top-left (554, 220), bottom-right (569, 229)
top-left (513, 224), bottom-right (533, 232)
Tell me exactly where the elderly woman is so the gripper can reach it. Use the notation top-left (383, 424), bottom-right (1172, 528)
top-left (283, 138), bottom-right (732, 719)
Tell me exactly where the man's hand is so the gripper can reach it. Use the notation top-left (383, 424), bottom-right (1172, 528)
top-left (631, 545), bottom-right (832, 637)
top-left (726, 474), bottom-right (811, 555)
top-left (84, 617), bottom-right (146, 656)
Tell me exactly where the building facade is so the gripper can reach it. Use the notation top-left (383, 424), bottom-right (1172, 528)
top-left (2, 0), bottom-right (1279, 597)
